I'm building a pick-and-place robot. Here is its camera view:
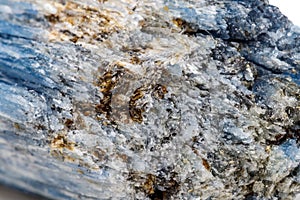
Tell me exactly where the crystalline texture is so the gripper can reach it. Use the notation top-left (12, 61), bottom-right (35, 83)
top-left (0, 0), bottom-right (300, 199)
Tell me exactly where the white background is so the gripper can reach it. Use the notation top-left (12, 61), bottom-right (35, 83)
top-left (1, 1), bottom-right (300, 200)
top-left (269, 0), bottom-right (300, 26)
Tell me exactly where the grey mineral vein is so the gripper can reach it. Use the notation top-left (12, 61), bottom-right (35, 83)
top-left (0, 0), bottom-right (300, 199)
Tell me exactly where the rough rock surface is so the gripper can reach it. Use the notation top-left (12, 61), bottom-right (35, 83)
top-left (0, 0), bottom-right (300, 199)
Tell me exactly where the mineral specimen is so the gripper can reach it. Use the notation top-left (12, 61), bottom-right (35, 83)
top-left (0, 0), bottom-right (300, 199)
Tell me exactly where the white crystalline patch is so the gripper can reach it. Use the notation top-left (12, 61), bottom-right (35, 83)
top-left (266, 140), bottom-right (300, 184)
top-left (0, 137), bottom-right (6, 144)
top-left (43, 3), bottom-right (57, 15)
top-left (0, 5), bottom-right (12, 14)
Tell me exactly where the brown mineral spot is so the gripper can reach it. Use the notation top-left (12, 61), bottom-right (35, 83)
top-left (50, 134), bottom-right (75, 151)
top-left (148, 172), bottom-right (180, 200)
top-left (44, 1), bottom-right (121, 44)
top-left (50, 149), bottom-right (76, 163)
top-left (92, 148), bottom-right (106, 161)
top-left (130, 56), bottom-right (142, 65)
top-left (129, 84), bottom-right (168, 123)
top-left (13, 123), bottom-right (23, 130)
top-left (116, 153), bottom-right (128, 162)
top-left (95, 94), bottom-right (112, 117)
top-left (34, 124), bottom-right (46, 130)
top-left (138, 20), bottom-right (146, 27)
top-left (129, 87), bottom-right (146, 123)
top-left (45, 14), bottom-right (60, 23)
top-left (69, 36), bottom-right (80, 43)
top-left (202, 158), bottom-right (211, 171)
top-left (143, 174), bottom-right (156, 195)
top-left (130, 88), bottom-right (145, 102)
top-left (128, 170), bottom-right (180, 200)
top-left (95, 62), bottom-right (168, 124)
top-left (129, 107), bottom-right (144, 123)
top-left (64, 118), bottom-right (74, 129)
top-left (265, 145), bottom-right (271, 153)
top-left (152, 84), bottom-right (168, 99)
top-left (64, 155), bottom-right (76, 162)
top-left (172, 18), bottom-right (198, 35)
top-left (172, 18), bottom-right (184, 27)
top-left (95, 65), bottom-right (125, 119)
top-left (83, 111), bottom-right (91, 116)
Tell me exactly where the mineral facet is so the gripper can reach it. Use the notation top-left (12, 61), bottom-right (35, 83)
top-left (0, 0), bottom-right (300, 199)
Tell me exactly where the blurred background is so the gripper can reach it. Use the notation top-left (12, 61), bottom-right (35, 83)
top-left (0, 185), bottom-right (47, 200)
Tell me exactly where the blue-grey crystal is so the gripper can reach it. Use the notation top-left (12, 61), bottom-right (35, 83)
top-left (0, 0), bottom-right (300, 199)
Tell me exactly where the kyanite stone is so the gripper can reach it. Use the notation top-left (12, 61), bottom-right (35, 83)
top-left (0, 0), bottom-right (300, 199)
